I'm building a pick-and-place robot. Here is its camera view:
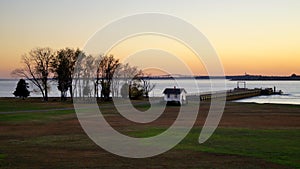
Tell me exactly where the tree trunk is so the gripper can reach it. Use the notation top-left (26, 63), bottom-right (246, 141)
top-left (69, 85), bottom-right (73, 100)
top-left (96, 81), bottom-right (99, 100)
top-left (43, 78), bottom-right (48, 101)
top-left (44, 87), bottom-right (48, 101)
top-left (61, 91), bottom-right (65, 101)
top-left (38, 85), bottom-right (45, 101)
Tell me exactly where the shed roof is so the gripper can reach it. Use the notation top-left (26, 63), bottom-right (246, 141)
top-left (163, 88), bottom-right (186, 94)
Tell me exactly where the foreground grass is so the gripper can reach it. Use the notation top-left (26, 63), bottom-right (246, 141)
top-left (0, 154), bottom-right (6, 160)
top-left (0, 98), bottom-right (73, 112)
top-left (132, 128), bottom-right (300, 168)
top-left (0, 109), bottom-right (75, 122)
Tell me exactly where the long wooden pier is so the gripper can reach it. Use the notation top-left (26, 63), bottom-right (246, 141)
top-left (187, 87), bottom-right (282, 101)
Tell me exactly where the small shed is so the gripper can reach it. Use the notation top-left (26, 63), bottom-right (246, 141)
top-left (163, 87), bottom-right (187, 105)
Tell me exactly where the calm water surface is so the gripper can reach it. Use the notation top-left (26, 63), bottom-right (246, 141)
top-left (1, 79), bottom-right (300, 105)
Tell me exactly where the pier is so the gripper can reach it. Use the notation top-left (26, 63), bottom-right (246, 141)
top-left (193, 88), bottom-right (282, 101)
top-left (188, 82), bottom-right (282, 101)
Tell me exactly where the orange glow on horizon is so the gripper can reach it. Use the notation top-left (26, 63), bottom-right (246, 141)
top-left (1, 0), bottom-right (300, 78)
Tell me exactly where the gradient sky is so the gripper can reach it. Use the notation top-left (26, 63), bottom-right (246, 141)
top-left (0, 0), bottom-right (299, 78)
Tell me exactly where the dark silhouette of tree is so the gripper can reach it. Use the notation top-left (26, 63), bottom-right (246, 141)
top-left (11, 47), bottom-right (55, 101)
top-left (117, 67), bottom-right (155, 99)
top-left (81, 55), bottom-right (95, 98)
top-left (96, 55), bottom-right (120, 101)
top-left (72, 53), bottom-right (86, 98)
top-left (83, 85), bottom-right (92, 97)
top-left (141, 76), bottom-right (156, 98)
top-left (120, 83), bottom-right (129, 98)
top-left (111, 63), bottom-right (142, 98)
top-left (129, 78), bottom-right (144, 100)
top-left (13, 79), bottom-right (30, 99)
top-left (52, 48), bottom-right (82, 101)
top-left (94, 55), bottom-right (103, 100)
top-left (127, 75), bottom-right (155, 99)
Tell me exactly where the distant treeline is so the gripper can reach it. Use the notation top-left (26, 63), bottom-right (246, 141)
top-left (8, 74), bottom-right (300, 81)
top-left (143, 74), bottom-right (300, 81)
top-left (227, 74), bottom-right (300, 81)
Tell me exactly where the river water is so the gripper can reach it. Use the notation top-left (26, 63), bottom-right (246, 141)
top-left (1, 79), bottom-right (300, 105)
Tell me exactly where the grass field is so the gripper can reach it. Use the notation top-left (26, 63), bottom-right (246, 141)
top-left (132, 128), bottom-right (300, 168)
top-left (0, 98), bottom-right (300, 168)
top-left (0, 98), bottom-right (73, 112)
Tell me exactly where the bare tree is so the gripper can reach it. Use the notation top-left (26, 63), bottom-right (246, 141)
top-left (96, 55), bottom-right (120, 101)
top-left (11, 47), bottom-right (55, 101)
top-left (141, 75), bottom-right (156, 98)
top-left (127, 74), bottom-right (155, 99)
top-left (118, 63), bottom-right (143, 98)
top-left (111, 66), bottom-right (121, 98)
top-left (94, 55), bottom-right (103, 100)
top-left (111, 63), bottom-right (142, 98)
top-left (81, 54), bottom-right (95, 98)
top-left (72, 54), bottom-right (83, 98)
top-left (121, 63), bottom-right (143, 84)
top-left (52, 48), bottom-right (81, 101)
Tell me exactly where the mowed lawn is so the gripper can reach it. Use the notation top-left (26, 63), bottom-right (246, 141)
top-left (0, 98), bottom-right (73, 112)
top-left (132, 128), bottom-right (300, 168)
top-left (0, 98), bottom-right (299, 168)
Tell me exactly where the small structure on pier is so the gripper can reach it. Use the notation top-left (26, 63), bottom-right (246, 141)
top-left (261, 87), bottom-right (283, 95)
top-left (163, 87), bottom-right (187, 105)
top-left (235, 81), bottom-right (247, 90)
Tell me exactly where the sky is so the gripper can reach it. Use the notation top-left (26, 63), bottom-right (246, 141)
top-left (0, 0), bottom-right (299, 78)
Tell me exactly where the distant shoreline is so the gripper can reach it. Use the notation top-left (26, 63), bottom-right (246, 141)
top-left (145, 74), bottom-right (300, 81)
top-left (1, 75), bottom-right (300, 81)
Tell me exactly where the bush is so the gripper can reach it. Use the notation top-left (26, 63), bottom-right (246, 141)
top-left (13, 79), bottom-right (30, 99)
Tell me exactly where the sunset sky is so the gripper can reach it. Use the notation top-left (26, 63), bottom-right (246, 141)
top-left (0, 0), bottom-right (299, 78)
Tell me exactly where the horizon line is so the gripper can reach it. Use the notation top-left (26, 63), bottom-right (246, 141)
top-left (1, 73), bottom-right (299, 80)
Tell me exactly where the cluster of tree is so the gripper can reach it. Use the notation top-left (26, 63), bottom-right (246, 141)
top-left (120, 76), bottom-right (155, 99)
top-left (73, 55), bottom-right (155, 101)
top-left (12, 47), bottom-right (155, 101)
